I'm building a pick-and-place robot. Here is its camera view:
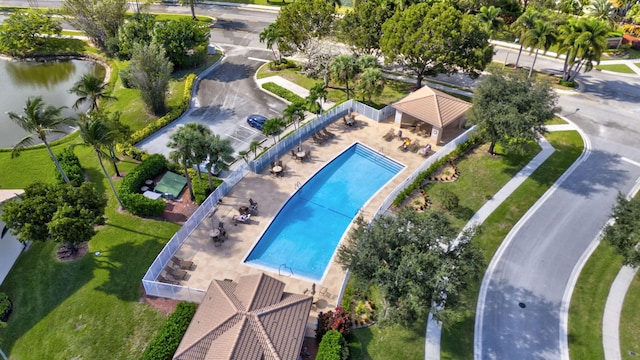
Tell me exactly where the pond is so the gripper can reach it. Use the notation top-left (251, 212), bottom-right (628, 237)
top-left (0, 58), bottom-right (103, 148)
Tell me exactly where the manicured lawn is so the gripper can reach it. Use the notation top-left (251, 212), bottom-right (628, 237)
top-left (546, 117), bottom-right (568, 125)
top-left (568, 241), bottom-right (623, 360)
top-left (349, 321), bottom-right (426, 360)
top-left (595, 64), bottom-right (636, 74)
top-left (621, 271), bottom-right (640, 359)
top-left (440, 131), bottom-right (584, 359)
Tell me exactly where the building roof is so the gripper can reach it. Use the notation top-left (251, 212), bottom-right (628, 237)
top-left (392, 86), bottom-right (472, 128)
top-left (0, 190), bottom-right (24, 204)
top-left (173, 273), bottom-right (313, 360)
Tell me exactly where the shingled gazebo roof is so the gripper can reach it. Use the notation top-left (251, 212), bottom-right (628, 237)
top-left (392, 86), bottom-right (471, 128)
top-left (173, 273), bottom-right (313, 360)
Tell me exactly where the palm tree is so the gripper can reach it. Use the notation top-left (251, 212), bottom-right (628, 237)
top-left (357, 67), bottom-right (385, 103)
top-left (511, 9), bottom-right (540, 68)
top-left (8, 96), bottom-right (74, 184)
top-left (559, 18), bottom-right (609, 81)
top-left (262, 117), bottom-right (285, 145)
top-left (259, 23), bottom-right (283, 63)
top-left (76, 114), bottom-right (124, 208)
top-left (477, 6), bottom-right (505, 40)
top-left (204, 134), bottom-right (234, 191)
top-left (330, 54), bottom-right (360, 100)
top-left (522, 19), bottom-right (557, 78)
top-left (167, 123), bottom-right (210, 200)
top-left (587, 0), bottom-right (617, 27)
top-left (284, 102), bottom-right (306, 130)
top-left (69, 73), bottom-right (115, 113)
top-left (308, 83), bottom-right (328, 113)
top-left (249, 140), bottom-right (262, 158)
top-left (179, 0), bottom-right (199, 20)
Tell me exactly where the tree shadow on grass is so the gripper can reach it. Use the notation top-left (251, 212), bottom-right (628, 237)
top-left (348, 327), bottom-right (373, 359)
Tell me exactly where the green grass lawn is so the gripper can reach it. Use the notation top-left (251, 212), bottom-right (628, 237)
top-left (441, 131), bottom-right (584, 359)
top-left (568, 241), bottom-right (623, 360)
top-left (595, 64), bottom-right (636, 74)
top-left (621, 271), bottom-right (640, 359)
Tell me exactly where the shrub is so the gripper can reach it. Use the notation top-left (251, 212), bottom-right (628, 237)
top-left (316, 306), bottom-right (352, 343)
top-left (0, 293), bottom-right (11, 323)
top-left (118, 154), bottom-right (167, 216)
top-left (262, 82), bottom-right (306, 104)
top-left (438, 188), bottom-right (459, 211)
top-left (141, 302), bottom-right (197, 360)
top-left (56, 148), bottom-right (84, 186)
top-left (119, 66), bottom-right (136, 89)
top-left (317, 330), bottom-right (349, 360)
top-left (268, 58), bottom-right (299, 70)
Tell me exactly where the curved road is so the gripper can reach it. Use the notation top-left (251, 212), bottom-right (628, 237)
top-left (476, 50), bottom-right (640, 359)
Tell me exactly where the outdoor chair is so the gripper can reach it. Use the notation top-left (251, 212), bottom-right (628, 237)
top-left (312, 133), bottom-right (324, 145)
top-left (322, 128), bottom-right (335, 138)
top-left (218, 222), bottom-right (228, 238)
top-left (158, 274), bottom-right (179, 285)
top-left (171, 256), bottom-right (194, 270)
top-left (383, 129), bottom-right (395, 141)
top-left (408, 141), bottom-right (421, 153)
top-left (291, 149), bottom-right (298, 159)
top-left (166, 266), bottom-right (188, 280)
top-left (249, 198), bottom-right (258, 207)
top-left (232, 213), bottom-right (251, 225)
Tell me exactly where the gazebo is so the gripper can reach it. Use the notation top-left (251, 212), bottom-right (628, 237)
top-left (173, 273), bottom-right (313, 360)
top-left (391, 85), bottom-right (472, 144)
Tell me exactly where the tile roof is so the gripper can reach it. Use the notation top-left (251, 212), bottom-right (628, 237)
top-left (173, 273), bottom-right (312, 360)
top-left (392, 85), bottom-right (471, 128)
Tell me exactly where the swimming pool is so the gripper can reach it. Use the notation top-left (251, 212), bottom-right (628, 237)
top-left (244, 143), bottom-right (404, 281)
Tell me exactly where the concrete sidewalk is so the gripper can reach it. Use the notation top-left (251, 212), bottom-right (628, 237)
top-left (255, 75), bottom-right (336, 110)
top-left (603, 265), bottom-right (638, 360)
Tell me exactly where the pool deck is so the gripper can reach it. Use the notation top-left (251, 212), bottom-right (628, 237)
top-left (169, 114), bottom-right (463, 332)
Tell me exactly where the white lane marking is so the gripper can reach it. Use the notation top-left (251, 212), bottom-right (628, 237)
top-left (621, 157), bottom-right (640, 168)
top-left (247, 57), bottom-right (270, 63)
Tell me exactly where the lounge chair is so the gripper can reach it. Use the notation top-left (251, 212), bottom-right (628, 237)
top-left (171, 256), bottom-right (194, 270)
top-left (383, 129), bottom-right (395, 141)
top-left (312, 133), bottom-right (324, 145)
top-left (322, 128), bottom-right (335, 138)
top-left (232, 213), bottom-right (251, 225)
top-left (158, 274), bottom-right (179, 285)
top-left (249, 198), bottom-right (258, 207)
top-left (166, 266), bottom-right (188, 280)
top-left (408, 140), bottom-right (421, 153)
top-left (218, 222), bottom-right (228, 238)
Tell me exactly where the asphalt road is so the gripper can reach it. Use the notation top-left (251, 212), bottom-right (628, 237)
top-left (476, 49), bottom-right (640, 359)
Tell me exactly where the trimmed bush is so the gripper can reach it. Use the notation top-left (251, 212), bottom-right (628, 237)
top-left (316, 306), bottom-right (352, 343)
top-left (118, 154), bottom-right (167, 216)
top-left (56, 148), bottom-right (84, 186)
top-left (141, 302), bottom-right (197, 360)
top-left (262, 82), bottom-right (306, 104)
top-left (438, 188), bottom-right (459, 211)
top-left (0, 292), bottom-right (11, 323)
top-left (119, 66), bottom-right (136, 89)
top-left (317, 330), bottom-right (349, 360)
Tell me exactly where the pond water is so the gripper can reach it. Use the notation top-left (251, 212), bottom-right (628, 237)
top-left (0, 58), bottom-right (103, 148)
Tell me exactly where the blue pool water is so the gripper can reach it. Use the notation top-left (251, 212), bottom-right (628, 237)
top-left (244, 143), bottom-right (404, 281)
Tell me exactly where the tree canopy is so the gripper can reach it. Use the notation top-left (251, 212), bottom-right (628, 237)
top-left (128, 43), bottom-right (173, 116)
top-left (63, 0), bottom-right (127, 53)
top-left (467, 70), bottom-right (557, 154)
top-left (604, 194), bottom-right (640, 266)
top-left (337, 209), bottom-right (483, 324)
top-left (0, 9), bottom-right (62, 56)
top-left (153, 18), bottom-right (210, 69)
top-left (272, 0), bottom-right (336, 58)
top-left (380, 2), bottom-right (493, 88)
top-left (338, 0), bottom-right (395, 56)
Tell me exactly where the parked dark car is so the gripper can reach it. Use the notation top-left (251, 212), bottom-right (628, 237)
top-left (247, 114), bottom-right (268, 130)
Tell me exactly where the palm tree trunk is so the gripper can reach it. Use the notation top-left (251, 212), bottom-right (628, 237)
top-left (514, 45), bottom-right (524, 69)
top-left (345, 77), bottom-right (350, 99)
top-left (97, 150), bottom-right (124, 209)
top-left (183, 163), bottom-right (195, 200)
top-left (190, 1), bottom-right (196, 20)
top-left (112, 158), bottom-right (121, 177)
top-left (44, 140), bottom-right (70, 184)
top-left (207, 169), bottom-right (214, 191)
top-left (528, 49), bottom-right (539, 78)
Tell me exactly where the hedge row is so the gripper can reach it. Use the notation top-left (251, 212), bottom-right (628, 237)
top-left (393, 138), bottom-right (478, 206)
top-left (130, 73), bottom-right (196, 145)
top-left (262, 82), bottom-right (306, 105)
top-left (141, 302), bottom-right (197, 360)
top-left (56, 148), bottom-right (84, 187)
top-left (317, 330), bottom-right (349, 360)
top-left (118, 154), bottom-right (167, 216)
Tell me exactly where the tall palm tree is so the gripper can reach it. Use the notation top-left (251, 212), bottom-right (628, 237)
top-left (284, 102), bottom-right (306, 130)
top-left (308, 83), bottom-right (328, 113)
top-left (330, 54), bottom-right (360, 100)
top-left (511, 8), bottom-right (540, 68)
top-left (522, 19), bottom-right (557, 78)
top-left (259, 23), bottom-right (283, 63)
top-left (262, 117), bottom-right (286, 146)
top-left (477, 6), bottom-right (505, 40)
top-left (168, 123), bottom-right (210, 200)
top-left (204, 134), bottom-right (234, 191)
top-left (69, 73), bottom-right (115, 113)
top-left (76, 114), bottom-right (124, 209)
top-left (8, 96), bottom-right (74, 184)
top-left (357, 67), bottom-right (385, 103)
top-left (560, 18), bottom-right (609, 81)
top-left (587, 0), bottom-right (617, 27)
top-left (179, 0), bottom-right (200, 20)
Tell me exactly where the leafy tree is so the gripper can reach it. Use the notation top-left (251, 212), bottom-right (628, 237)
top-left (259, 23), bottom-right (283, 63)
top-left (557, 17), bottom-right (608, 82)
top-left (357, 67), bottom-right (385, 103)
top-left (203, 134), bottom-right (234, 191)
top-left (477, 5), bottom-right (505, 39)
top-left (69, 73), bottom-right (115, 112)
top-left (153, 18), bottom-right (210, 69)
top-left (0, 9), bottom-right (62, 56)
top-left (522, 19), bottom-right (557, 77)
top-left (337, 209), bottom-right (484, 324)
top-left (380, 3), bottom-right (492, 88)
top-left (128, 42), bottom-right (173, 116)
top-left (0, 181), bottom-right (106, 253)
top-left (63, 0), bottom-right (127, 52)
top-left (272, 0), bottom-right (336, 58)
top-left (117, 13), bottom-right (156, 60)
top-left (330, 55), bottom-right (359, 100)
top-left (8, 96), bottom-right (74, 184)
top-left (511, 8), bottom-right (540, 69)
top-left (338, 0), bottom-right (395, 56)
top-left (604, 194), bottom-right (640, 266)
top-left (167, 122), bottom-right (211, 199)
top-left (262, 117), bottom-right (286, 145)
top-left (316, 330), bottom-right (349, 360)
top-left (467, 70), bottom-right (557, 154)
top-left (76, 114), bottom-right (124, 208)
top-left (56, 148), bottom-right (84, 186)
top-left (625, 4), bottom-right (640, 24)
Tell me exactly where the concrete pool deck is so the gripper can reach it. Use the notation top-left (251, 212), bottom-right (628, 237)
top-left (169, 114), bottom-right (464, 332)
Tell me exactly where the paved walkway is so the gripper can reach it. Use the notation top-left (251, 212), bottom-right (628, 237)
top-left (603, 265), bottom-right (638, 359)
top-left (255, 75), bottom-right (336, 110)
